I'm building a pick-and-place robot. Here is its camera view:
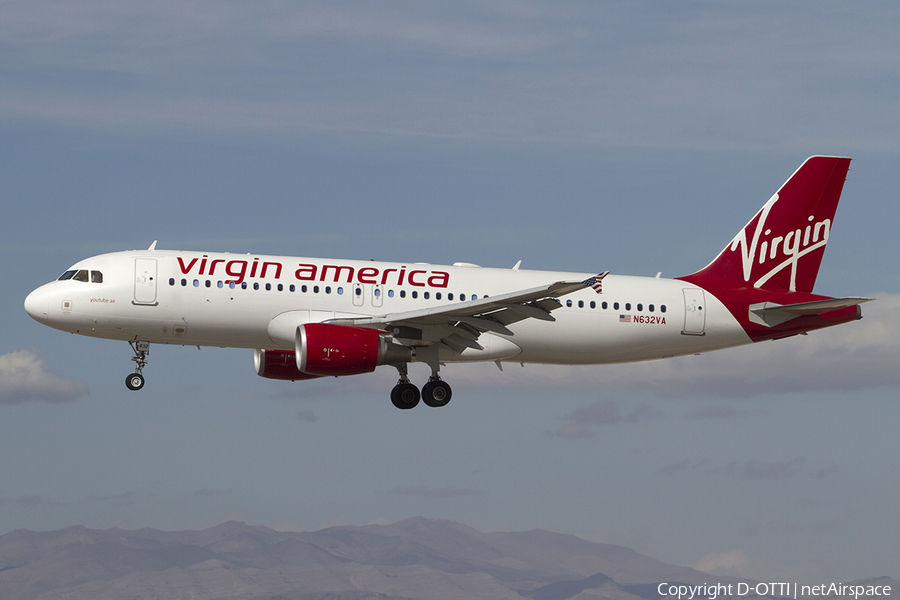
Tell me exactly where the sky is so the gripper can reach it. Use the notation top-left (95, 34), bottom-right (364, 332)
top-left (2, 0), bottom-right (899, 585)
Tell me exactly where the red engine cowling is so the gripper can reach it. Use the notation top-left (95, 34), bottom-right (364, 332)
top-left (297, 323), bottom-right (385, 377)
top-left (254, 349), bottom-right (321, 381)
top-left (256, 324), bottom-right (410, 380)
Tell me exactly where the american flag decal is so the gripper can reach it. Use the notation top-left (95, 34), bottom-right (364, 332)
top-left (619, 314), bottom-right (632, 323)
top-left (582, 271), bottom-right (610, 294)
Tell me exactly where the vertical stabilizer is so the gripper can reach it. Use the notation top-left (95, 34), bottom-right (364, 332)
top-left (683, 156), bottom-right (851, 293)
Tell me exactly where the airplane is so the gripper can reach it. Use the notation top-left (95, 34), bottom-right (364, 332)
top-left (24, 156), bottom-right (870, 409)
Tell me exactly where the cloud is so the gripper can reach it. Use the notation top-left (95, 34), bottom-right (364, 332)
top-left (688, 548), bottom-right (815, 581)
top-left (658, 456), bottom-right (837, 482)
top-left (0, 494), bottom-right (41, 508)
top-left (689, 549), bottom-right (755, 578)
top-left (192, 488), bottom-right (230, 497)
top-left (656, 459), bottom-right (706, 477)
top-left (712, 457), bottom-right (807, 481)
top-left (545, 399), bottom-right (665, 439)
top-left (389, 486), bottom-right (476, 498)
top-left (0, 350), bottom-right (89, 405)
top-left (687, 404), bottom-right (748, 420)
top-left (1, 2), bottom-right (899, 151)
top-left (296, 410), bottom-right (317, 423)
top-left (85, 491), bottom-right (134, 506)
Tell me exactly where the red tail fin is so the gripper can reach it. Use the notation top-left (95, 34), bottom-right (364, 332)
top-left (684, 156), bottom-right (851, 293)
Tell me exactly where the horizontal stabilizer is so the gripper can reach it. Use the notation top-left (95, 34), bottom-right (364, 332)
top-left (749, 297), bottom-right (872, 327)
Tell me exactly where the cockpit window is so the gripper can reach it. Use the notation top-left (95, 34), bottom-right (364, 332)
top-left (58, 269), bottom-right (103, 283)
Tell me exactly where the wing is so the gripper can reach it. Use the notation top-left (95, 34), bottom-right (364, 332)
top-left (329, 273), bottom-right (608, 354)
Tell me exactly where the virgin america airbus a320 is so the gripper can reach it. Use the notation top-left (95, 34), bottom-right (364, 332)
top-left (25, 156), bottom-right (869, 409)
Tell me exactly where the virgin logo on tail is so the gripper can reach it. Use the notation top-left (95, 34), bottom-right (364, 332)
top-left (728, 192), bottom-right (832, 292)
top-left (682, 156), bottom-right (851, 294)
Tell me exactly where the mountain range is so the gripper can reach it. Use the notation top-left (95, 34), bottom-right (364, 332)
top-left (0, 517), bottom-right (894, 600)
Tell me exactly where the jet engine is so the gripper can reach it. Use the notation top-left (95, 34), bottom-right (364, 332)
top-left (297, 323), bottom-right (410, 377)
top-left (255, 324), bottom-right (410, 380)
top-left (254, 349), bottom-right (321, 381)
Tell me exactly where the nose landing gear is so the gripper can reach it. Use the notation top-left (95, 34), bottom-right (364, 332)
top-left (126, 340), bottom-right (150, 391)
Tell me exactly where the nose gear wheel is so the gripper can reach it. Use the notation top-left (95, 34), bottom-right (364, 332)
top-left (126, 340), bottom-right (150, 391)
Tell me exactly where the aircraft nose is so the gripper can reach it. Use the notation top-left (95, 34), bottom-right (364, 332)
top-left (24, 287), bottom-right (50, 322)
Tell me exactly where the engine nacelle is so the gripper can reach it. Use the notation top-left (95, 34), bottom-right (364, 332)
top-left (254, 349), bottom-right (321, 381)
top-left (297, 323), bottom-right (411, 377)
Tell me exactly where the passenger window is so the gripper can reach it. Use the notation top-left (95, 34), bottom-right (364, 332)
top-left (590, 301), bottom-right (596, 309)
top-left (637, 303), bottom-right (643, 311)
top-left (217, 281), bottom-right (223, 289)
top-left (169, 278), bottom-right (175, 286)
top-left (388, 290), bottom-right (394, 298)
top-left (253, 282), bottom-right (259, 290)
top-left (661, 305), bottom-right (667, 313)
top-left (566, 300), bottom-right (572, 307)
top-left (460, 294), bottom-right (466, 301)
top-left (73, 270), bottom-right (89, 282)
top-left (241, 282), bottom-right (248, 289)
top-left (278, 284), bottom-right (283, 292)
top-left (313, 286), bottom-right (320, 293)
top-left (435, 292), bottom-right (441, 300)
top-left (206, 280), bottom-right (212, 288)
top-left (289, 284), bottom-right (295, 292)
top-left (91, 271), bottom-right (103, 283)
top-left (578, 300), bottom-right (584, 308)
top-left (424, 291), bottom-right (430, 299)
top-left (302, 285), bottom-right (307, 293)
top-left (602, 301), bottom-right (607, 309)
top-left (182, 279), bottom-right (187, 286)
top-left (613, 302), bottom-right (619, 310)
top-left (375, 288), bottom-right (382, 298)
top-left (325, 286), bottom-right (331, 294)
top-left (266, 283), bottom-right (271, 291)
top-left (472, 295), bottom-right (478, 300)
top-left (230, 282), bottom-right (236, 289)
top-left (194, 279), bottom-right (200, 287)
top-left (400, 290), bottom-right (406, 298)
top-left (448, 293), bottom-right (454, 300)
top-left (625, 303), bottom-right (631, 311)
top-left (649, 304), bottom-right (655, 312)
top-left (412, 291), bottom-right (418, 299)
top-left (337, 287), bottom-right (343, 295)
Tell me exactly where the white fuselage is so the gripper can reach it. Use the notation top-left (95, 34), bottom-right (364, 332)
top-left (25, 249), bottom-right (751, 367)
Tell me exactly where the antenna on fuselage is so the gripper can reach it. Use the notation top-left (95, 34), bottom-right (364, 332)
top-left (148, 240), bottom-right (158, 251)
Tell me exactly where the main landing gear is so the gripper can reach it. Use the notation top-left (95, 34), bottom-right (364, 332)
top-left (126, 340), bottom-right (150, 391)
top-left (390, 364), bottom-right (452, 410)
